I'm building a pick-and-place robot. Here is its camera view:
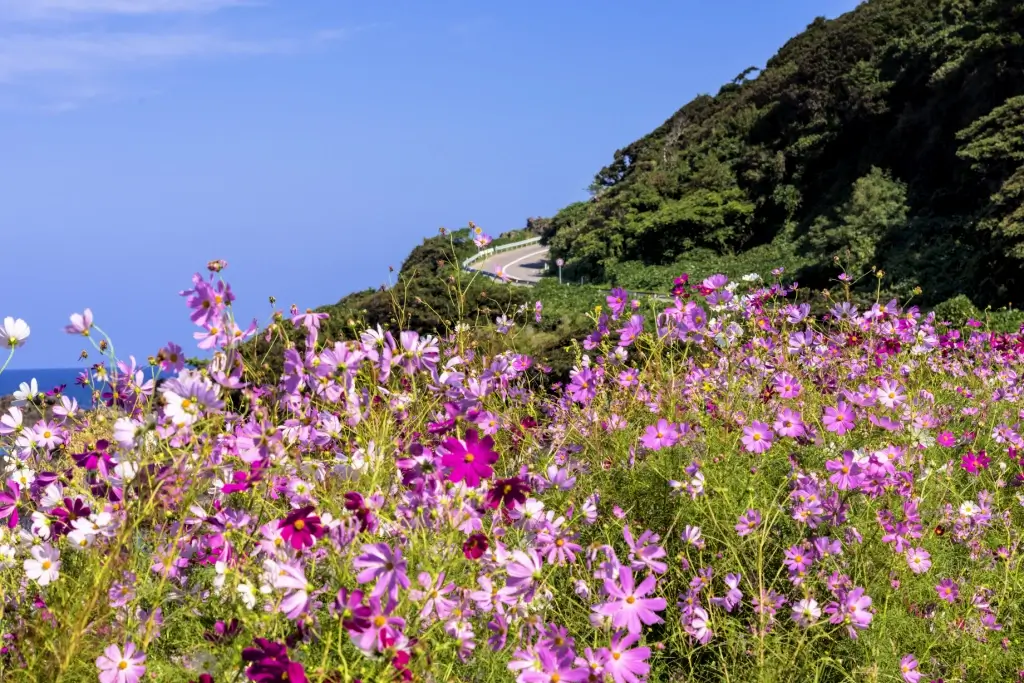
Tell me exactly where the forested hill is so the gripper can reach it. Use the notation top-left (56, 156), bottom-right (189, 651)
top-left (540, 0), bottom-right (1024, 308)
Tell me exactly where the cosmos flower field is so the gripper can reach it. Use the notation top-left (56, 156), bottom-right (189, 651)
top-left (1, 260), bottom-right (1023, 682)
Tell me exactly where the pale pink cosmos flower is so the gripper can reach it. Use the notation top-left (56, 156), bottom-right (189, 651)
top-left (96, 642), bottom-right (146, 683)
top-left (64, 309), bottom-right (94, 336)
top-left (906, 547), bottom-right (931, 574)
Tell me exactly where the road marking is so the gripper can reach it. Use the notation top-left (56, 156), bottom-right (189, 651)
top-left (503, 248), bottom-right (550, 270)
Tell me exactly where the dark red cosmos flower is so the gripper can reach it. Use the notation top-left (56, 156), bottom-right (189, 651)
top-left (331, 588), bottom-right (371, 632)
top-left (278, 506), bottom-right (324, 550)
top-left (486, 477), bottom-right (530, 511)
top-left (462, 533), bottom-right (489, 560)
top-left (241, 638), bottom-right (307, 683)
top-left (344, 492), bottom-right (377, 532)
top-left (189, 675), bottom-right (215, 683)
top-left (203, 619), bottom-right (241, 644)
top-left (49, 497), bottom-right (91, 537)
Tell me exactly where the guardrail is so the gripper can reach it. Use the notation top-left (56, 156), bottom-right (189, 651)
top-left (462, 236), bottom-right (545, 285)
top-left (461, 236), bottom-right (543, 269)
top-left (461, 237), bottom-right (673, 298)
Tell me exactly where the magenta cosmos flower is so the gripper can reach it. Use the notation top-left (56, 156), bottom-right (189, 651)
top-left (741, 421), bottom-right (774, 454)
top-left (960, 450), bottom-right (990, 474)
top-left (96, 643), bottom-right (146, 683)
top-left (441, 429), bottom-right (499, 487)
top-left (0, 480), bottom-right (19, 529)
top-left (278, 506), bottom-right (325, 550)
top-left (594, 566), bottom-right (666, 634)
top-left (823, 401), bottom-right (856, 435)
top-left (640, 418), bottom-right (680, 451)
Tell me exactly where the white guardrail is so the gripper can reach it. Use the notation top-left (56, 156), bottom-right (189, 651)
top-left (461, 236), bottom-right (544, 286)
top-left (461, 236), bottom-right (672, 299)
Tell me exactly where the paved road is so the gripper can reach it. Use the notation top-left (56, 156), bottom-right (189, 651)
top-left (475, 243), bottom-right (551, 283)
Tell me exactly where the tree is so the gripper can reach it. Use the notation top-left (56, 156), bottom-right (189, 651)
top-left (807, 167), bottom-right (909, 274)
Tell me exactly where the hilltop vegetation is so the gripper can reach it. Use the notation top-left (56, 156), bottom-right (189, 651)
top-left (540, 0), bottom-right (1024, 307)
top-left (298, 0), bottom-right (1024, 387)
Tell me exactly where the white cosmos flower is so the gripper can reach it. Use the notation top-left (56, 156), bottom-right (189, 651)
top-left (12, 378), bottom-right (40, 404)
top-left (24, 544), bottom-right (60, 585)
top-left (0, 317), bottom-right (30, 348)
top-left (0, 543), bottom-right (14, 568)
top-left (237, 582), bottom-right (257, 609)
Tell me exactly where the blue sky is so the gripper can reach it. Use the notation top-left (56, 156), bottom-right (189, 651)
top-left (0, 0), bottom-right (859, 369)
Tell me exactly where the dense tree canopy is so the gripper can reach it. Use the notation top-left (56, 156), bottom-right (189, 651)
top-left (543, 0), bottom-right (1024, 306)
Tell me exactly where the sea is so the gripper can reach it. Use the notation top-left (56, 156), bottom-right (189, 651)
top-left (0, 368), bottom-right (98, 407)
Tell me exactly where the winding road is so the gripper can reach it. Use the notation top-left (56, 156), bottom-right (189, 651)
top-left (474, 243), bottom-right (551, 283)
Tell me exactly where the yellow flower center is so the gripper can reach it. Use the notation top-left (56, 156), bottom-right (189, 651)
top-left (293, 520), bottom-right (305, 531)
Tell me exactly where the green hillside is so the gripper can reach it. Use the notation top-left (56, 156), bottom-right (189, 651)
top-left (298, 0), bottom-right (1024, 380)
top-left (540, 0), bottom-right (1023, 307)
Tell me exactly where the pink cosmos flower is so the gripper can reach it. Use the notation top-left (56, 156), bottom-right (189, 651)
top-left (687, 607), bottom-right (713, 644)
top-left (906, 547), bottom-right (931, 574)
top-left (823, 401), bottom-right (856, 435)
top-left (825, 587), bottom-right (873, 639)
top-left (825, 451), bottom-right (863, 490)
top-left (935, 579), bottom-right (958, 603)
top-left (354, 543), bottom-right (410, 608)
top-left (64, 309), bottom-right (93, 336)
top-left (936, 431), bottom-right (956, 447)
top-left (735, 509), bottom-right (761, 537)
top-left (441, 429), bottom-right (499, 488)
top-left (773, 407), bottom-right (806, 438)
top-left (900, 654), bottom-right (922, 683)
top-left (506, 549), bottom-right (544, 599)
top-left (774, 372), bottom-right (802, 398)
top-left (599, 632), bottom-right (651, 683)
top-left (741, 421), bottom-right (773, 454)
top-left (639, 418), bottom-right (680, 451)
top-left (594, 566), bottom-right (666, 634)
top-left (96, 642), bottom-right (146, 683)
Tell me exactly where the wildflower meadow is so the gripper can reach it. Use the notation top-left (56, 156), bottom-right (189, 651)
top-left (1, 251), bottom-right (1023, 683)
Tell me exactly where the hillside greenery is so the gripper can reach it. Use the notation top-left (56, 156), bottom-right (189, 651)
top-left (539, 0), bottom-right (1024, 308)
top-left (294, 0), bottom-right (1024, 383)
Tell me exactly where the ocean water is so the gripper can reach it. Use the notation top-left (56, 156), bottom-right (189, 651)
top-left (0, 367), bottom-right (95, 406)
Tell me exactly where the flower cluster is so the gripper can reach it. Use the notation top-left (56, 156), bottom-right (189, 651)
top-left (1, 263), bottom-right (1023, 682)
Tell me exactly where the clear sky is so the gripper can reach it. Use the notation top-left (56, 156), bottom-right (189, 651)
top-left (0, 0), bottom-right (859, 369)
